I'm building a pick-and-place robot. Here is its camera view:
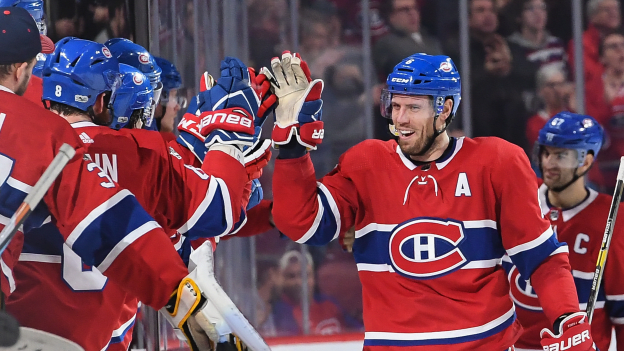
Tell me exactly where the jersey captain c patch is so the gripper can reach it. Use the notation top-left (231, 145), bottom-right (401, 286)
top-left (389, 218), bottom-right (467, 279)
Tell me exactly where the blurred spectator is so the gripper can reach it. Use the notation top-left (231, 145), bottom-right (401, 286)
top-left (248, 0), bottom-right (287, 68)
top-left (48, 0), bottom-right (80, 41)
top-left (568, 0), bottom-right (621, 79)
top-left (507, 0), bottom-right (567, 112)
top-left (94, 0), bottom-right (131, 43)
top-left (325, 0), bottom-right (389, 44)
top-left (598, 90), bottom-right (624, 193)
top-left (298, 10), bottom-right (332, 67)
top-left (78, 0), bottom-right (110, 41)
top-left (586, 31), bottom-right (624, 125)
top-left (318, 50), bottom-right (367, 175)
top-left (272, 250), bottom-right (346, 336)
top-left (372, 0), bottom-right (442, 80)
top-left (507, 0), bottom-right (567, 71)
top-left (459, 0), bottom-right (532, 151)
top-left (255, 258), bottom-right (281, 337)
top-left (525, 65), bottom-right (575, 147)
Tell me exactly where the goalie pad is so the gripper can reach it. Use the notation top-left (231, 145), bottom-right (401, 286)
top-left (162, 241), bottom-right (270, 351)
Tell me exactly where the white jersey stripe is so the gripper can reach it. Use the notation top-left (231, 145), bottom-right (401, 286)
top-left (19, 253), bottom-right (62, 263)
top-left (1, 257), bottom-right (15, 293)
top-left (318, 182), bottom-right (341, 242)
top-left (463, 220), bottom-right (497, 229)
top-left (572, 270), bottom-right (594, 280)
top-left (97, 221), bottom-right (160, 272)
top-left (178, 176), bottom-right (219, 235)
top-left (611, 316), bottom-right (624, 325)
top-left (606, 294), bottom-right (624, 301)
top-left (506, 227), bottom-right (554, 256)
top-left (215, 177), bottom-right (233, 236)
top-left (296, 195), bottom-right (324, 244)
top-left (365, 306), bottom-right (515, 341)
top-left (357, 263), bottom-right (395, 273)
top-left (7, 177), bottom-right (32, 193)
top-left (461, 258), bottom-right (501, 269)
top-left (355, 223), bottom-right (396, 238)
top-left (112, 313), bottom-right (136, 338)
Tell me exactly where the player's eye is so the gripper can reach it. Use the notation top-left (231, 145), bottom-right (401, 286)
top-left (392, 103), bottom-right (401, 110)
top-left (409, 105), bottom-right (420, 112)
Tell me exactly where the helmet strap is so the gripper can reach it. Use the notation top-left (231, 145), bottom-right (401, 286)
top-left (414, 113), bottom-right (448, 156)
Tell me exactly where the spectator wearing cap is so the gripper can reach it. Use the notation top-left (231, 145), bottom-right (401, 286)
top-left (372, 0), bottom-right (442, 80)
top-left (568, 0), bottom-right (621, 79)
top-left (0, 6), bottom-right (53, 97)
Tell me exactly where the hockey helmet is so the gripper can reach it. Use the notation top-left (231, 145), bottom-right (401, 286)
top-left (154, 56), bottom-right (187, 109)
top-left (108, 64), bottom-right (154, 130)
top-left (105, 38), bottom-right (163, 128)
top-left (537, 111), bottom-right (604, 167)
top-left (42, 37), bottom-right (120, 113)
top-left (381, 53), bottom-right (461, 125)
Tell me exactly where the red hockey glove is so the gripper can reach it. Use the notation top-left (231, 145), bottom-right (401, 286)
top-left (243, 139), bottom-right (272, 180)
top-left (540, 312), bottom-right (597, 351)
top-left (260, 51), bottom-right (324, 150)
top-left (248, 67), bottom-right (277, 121)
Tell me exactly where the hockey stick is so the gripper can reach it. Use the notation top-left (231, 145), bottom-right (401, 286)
top-left (586, 156), bottom-right (624, 323)
top-left (189, 241), bottom-right (271, 351)
top-left (0, 144), bottom-right (76, 255)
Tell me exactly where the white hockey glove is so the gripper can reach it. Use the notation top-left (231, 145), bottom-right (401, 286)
top-left (261, 51), bottom-right (324, 150)
top-left (161, 241), bottom-right (270, 351)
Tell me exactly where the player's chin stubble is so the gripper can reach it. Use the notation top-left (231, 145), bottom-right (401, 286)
top-left (399, 129), bottom-right (435, 157)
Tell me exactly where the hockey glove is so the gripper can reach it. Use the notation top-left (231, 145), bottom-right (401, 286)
top-left (247, 179), bottom-right (263, 211)
top-left (261, 51), bottom-right (324, 150)
top-left (162, 241), bottom-right (266, 351)
top-left (540, 312), bottom-right (597, 351)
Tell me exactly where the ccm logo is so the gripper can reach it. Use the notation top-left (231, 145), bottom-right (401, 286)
top-left (391, 78), bottom-right (410, 83)
top-left (542, 330), bottom-right (591, 351)
top-left (312, 129), bottom-right (324, 139)
top-left (200, 110), bottom-right (252, 129)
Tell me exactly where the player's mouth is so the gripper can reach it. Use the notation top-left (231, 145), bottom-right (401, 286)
top-left (397, 128), bottom-right (416, 140)
top-left (543, 170), bottom-right (560, 179)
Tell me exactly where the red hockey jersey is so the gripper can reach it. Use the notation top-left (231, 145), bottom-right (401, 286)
top-left (7, 120), bottom-right (248, 351)
top-left (272, 137), bottom-right (573, 350)
top-left (0, 89), bottom-right (190, 321)
top-left (504, 185), bottom-right (624, 351)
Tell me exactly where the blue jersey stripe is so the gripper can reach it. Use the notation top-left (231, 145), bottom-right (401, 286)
top-left (300, 186), bottom-right (339, 246)
top-left (509, 233), bottom-right (565, 278)
top-left (183, 177), bottom-right (232, 239)
top-left (70, 195), bottom-right (156, 267)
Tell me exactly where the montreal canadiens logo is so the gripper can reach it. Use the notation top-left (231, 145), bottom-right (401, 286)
top-left (439, 61), bottom-right (452, 72)
top-left (508, 266), bottom-right (542, 311)
top-left (389, 218), bottom-right (467, 279)
top-left (133, 73), bottom-right (144, 85)
top-left (139, 53), bottom-right (150, 64)
top-left (102, 47), bottom-right (112, 58)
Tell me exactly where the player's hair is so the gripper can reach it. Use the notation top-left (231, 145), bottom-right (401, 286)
top-left (279, 250), bottom-right (314, 271)
top-left (0, 56), bottom-right (36, 81)
top-left (587, 0), bottom-right (620, 18)
top-left (49, 101), bottom-right (87, 117)
top-left (468, 0), bottom-right (496, 16)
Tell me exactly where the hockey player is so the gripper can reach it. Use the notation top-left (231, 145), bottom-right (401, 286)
top-left (0, 0), bottom-right (50, 105)
top-left (6, 37), bottom-right (262, 351)
top-left (268, 52), bottom-right (597, 350)
top-left (154, 56), bottom-right (187, 134)
top-left (105, 38), bottom-right (163, 131)
top-left (503, 112), bottom-right (624, 351)
top-left (0, 8), bottom-right (241, 351)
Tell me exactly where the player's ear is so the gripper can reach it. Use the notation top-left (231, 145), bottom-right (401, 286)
top-left (438, 98), bottom-right (453, 125)
top-left (93, 92), bottom-right (107, 115)
top-left (580, 152), bottom-right (595, 174)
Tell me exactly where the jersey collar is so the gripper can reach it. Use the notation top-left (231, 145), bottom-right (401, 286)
top-left (71, 121), bottom-right (98, 129)
top-left (397, 137), bottom-right (464, 171)
top-left (538, 183), bottom-right (599, 222)
top-left (0, 84), bottom-right (14, 94)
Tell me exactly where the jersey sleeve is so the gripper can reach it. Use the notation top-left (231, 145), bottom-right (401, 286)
top-left (491, 142), bottom-right (566, 279)
top-left (155, 138), bottom-right (248, 240)
top-left (42, 131), bottom-right (188, 309)
top-left (604, 208), bottom-right (624, 329)
top-left (273, 153), bottom-right (357, 246)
